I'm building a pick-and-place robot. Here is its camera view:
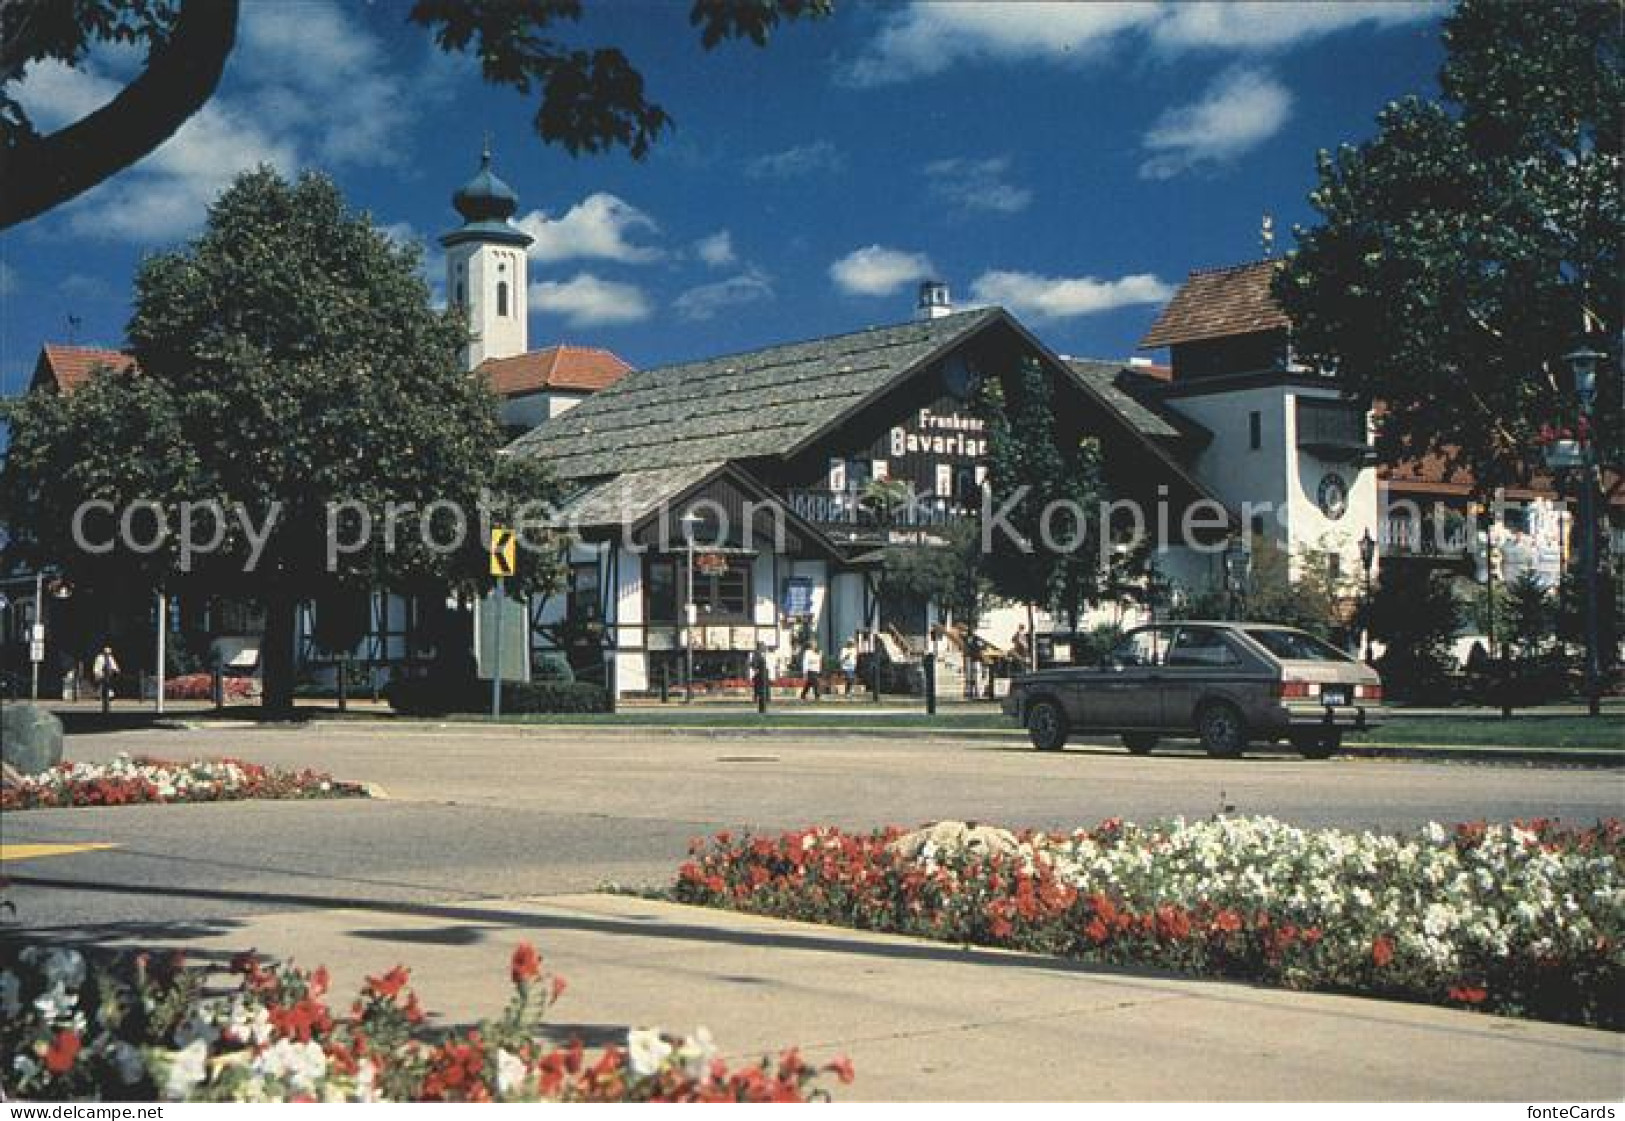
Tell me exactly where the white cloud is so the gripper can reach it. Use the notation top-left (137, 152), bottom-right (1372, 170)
top-left (516, 194), bottom-right (662, 264)
top-left (841, 3), bottom-right (1160, 86)
top-left (1139, 67), bottom-right (1291, 180)
top-left (694, 230), bottom-right (736, 268)
top-left (923, 156), bottom-right (1032, 214)
top-left (674, 270), bottom-right (774, 321)
top-left (969, 270), bottom-right (1173, 321)
top-left (10, 0), bottom-right (416, 244)
top-left (529, 273), bottom-right (651, 327)
top-left (1151, 2), bottom-right (1443, 52)
top-left (745, 140), bottom-right (845, 180)
top-left (829, 245), bottom-right (937, 298)
top-left (841, 1), bottom-right (1439, 85)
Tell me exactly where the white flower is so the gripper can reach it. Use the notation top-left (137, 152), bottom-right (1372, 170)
top-left (496, 1048), bottom-right (528, 1096)
top-left (33, 982), bottom-right (78, 1022)
top-left (627, 1027), bottom-right (673, 1078)
top-left (675, 1027), bottom-right (717, 1080)
top-left (253, 1039), bottom-right (327, 1092)
top-left (162, 1040), bottom-right (210, 1100)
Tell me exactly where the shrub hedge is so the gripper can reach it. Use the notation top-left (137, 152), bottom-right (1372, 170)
top-left (383, 676), bottom-right (608, 716)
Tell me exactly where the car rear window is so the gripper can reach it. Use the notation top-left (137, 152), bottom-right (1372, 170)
top-left (1244, 628), bottom-right (1354, 663)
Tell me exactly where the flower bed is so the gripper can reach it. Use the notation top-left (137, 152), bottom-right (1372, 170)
top-left (675, 816), bottom-right (1625, 1028)
top-left (164, 673), bottom-right (256, 701)
top-left (1, 754), bottom-right (368, 811)
top-left (1, 943), bottom-right (852, 1102)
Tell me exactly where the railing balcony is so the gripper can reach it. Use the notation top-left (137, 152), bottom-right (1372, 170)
top-left (784, 488), bottom-right (976, 535)
top-left (1379, 516), bottom-right (1471, 557)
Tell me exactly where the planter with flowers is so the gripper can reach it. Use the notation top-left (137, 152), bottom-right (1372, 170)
top-left (674, 816), bottom-right (1623, 1029)
top-left (1, 944), bottom-right (852, 1102)
top-left (1, 754), bottom-right (368, 811)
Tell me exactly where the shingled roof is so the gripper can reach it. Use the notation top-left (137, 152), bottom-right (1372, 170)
top-left (475, 344), bottom-right (631, 397)
top-left (1065, 360), bottom-right (1183, 440)
top-left (31, 344), bottom-right (135, 393)
top-left (510, 308), bottom-right (1004, 482)
top-left (1139, 259), bottom-right (1290, 348)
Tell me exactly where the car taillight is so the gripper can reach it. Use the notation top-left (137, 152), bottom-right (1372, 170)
top-left (1358, 683), bottom-right (1383, 701)
top-left (1277, 680), bottom-right (1312, 699)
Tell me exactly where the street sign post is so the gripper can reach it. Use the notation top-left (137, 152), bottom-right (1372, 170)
top-left (489, 527), bottom-right (515, 718)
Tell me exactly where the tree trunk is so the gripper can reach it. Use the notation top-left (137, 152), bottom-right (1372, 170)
top-left (260, 590), bottom-right (298, 720)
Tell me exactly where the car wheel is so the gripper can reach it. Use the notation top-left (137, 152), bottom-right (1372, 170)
top-left (1122, 733), bottom-right (1158, 755)
top-left (1026, 698), bottom-right (1069, 752)
top-left (1197, 701), bottom-right (1247, 758)
top-left (1294, 730), bottom-right (1341, 760)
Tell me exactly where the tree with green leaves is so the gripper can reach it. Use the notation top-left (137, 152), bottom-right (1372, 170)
top-left (976, 355), bottom-right (1107, 635)
top-left (880, 520), bottom-right (992, 636)
top-left (1369, 566), bottom-right (1463, 702)
top-left (1276, 0), bottom-right (1621, 494)
top-left (0, 168), bottom-right (562, 717)
top-left (0, 0), bottom-right (831, 229)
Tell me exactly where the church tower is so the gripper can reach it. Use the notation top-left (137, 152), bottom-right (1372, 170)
top-left (440, 141), bottom-right (532, 370)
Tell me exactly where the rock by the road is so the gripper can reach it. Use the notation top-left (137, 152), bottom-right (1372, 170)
top-left (1, 702), bottom-right (63, 775)
top-left (890, 820), bottom-right (1020, 862)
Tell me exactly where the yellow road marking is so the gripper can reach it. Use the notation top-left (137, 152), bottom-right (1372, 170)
top-left (1, 843), bottom-right (119, 862)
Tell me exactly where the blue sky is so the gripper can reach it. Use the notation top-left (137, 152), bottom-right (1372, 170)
top-left (0, 0), bottom-right (1447, 394)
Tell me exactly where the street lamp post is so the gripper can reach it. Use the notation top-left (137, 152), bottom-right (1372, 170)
top-left (1566, 347), bottom-right (1606, 718)
top-left (30, 570), bottom-right (43, 700)
top-left (1358, 528), bottom-right (1377, 663)
top-left (680, 511), bottom-right (702, 703)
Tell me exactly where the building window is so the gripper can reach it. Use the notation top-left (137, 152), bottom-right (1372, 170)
top-left (645, 557), bottom-right (678, 623)
top-left (568, 563), bottom-right (601, 622)
top-left (1250, 512), bottom-right (1267, 540)
top-left (693, 556), bottom-right (752, 621)
top-left (497, 281), bottom-right (509, 318)
top-left (1249, 411), bottom-right (1262, 450)
top-left (454, 282), bottom-right (465, 307)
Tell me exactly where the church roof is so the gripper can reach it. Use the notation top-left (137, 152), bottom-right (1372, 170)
top-left (476, 345), bottom-right (632, 398)
top-left (1140, 259), bottom-right (1290, 348)
top-left (31, 344), bottom-right (135, 393)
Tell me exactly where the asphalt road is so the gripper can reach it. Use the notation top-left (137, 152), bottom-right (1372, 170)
top-left (4, 722), bottom-right (1623, 943)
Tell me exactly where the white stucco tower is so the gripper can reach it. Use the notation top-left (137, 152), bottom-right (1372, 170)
top-left (440, 142), bottom-right (532, 371)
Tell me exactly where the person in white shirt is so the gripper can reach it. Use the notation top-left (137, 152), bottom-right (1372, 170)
top-left (91, 645), bottom-right (120, 708)
top-left (799, 641), bottom-right (822, 701)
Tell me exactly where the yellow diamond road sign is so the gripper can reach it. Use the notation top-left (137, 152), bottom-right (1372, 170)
top-left (490, 527), bottom-right (516, 577)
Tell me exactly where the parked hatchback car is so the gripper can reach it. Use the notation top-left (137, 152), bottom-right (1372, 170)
top-left (1002, 621), bottom-right (1382, 758)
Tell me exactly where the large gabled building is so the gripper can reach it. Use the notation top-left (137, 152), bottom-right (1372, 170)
top-left (508, 287), bottom-right (1229, 694)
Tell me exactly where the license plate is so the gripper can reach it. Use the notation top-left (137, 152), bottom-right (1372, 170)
top-left (1321, 687), bottom-right (1349, 707)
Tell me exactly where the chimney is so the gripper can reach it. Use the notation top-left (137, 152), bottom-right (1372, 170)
top-left (915, 279), bottom-right (951, 321)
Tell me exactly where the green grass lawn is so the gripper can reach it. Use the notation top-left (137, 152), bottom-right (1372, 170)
top-left (1359, 715), bottom-right (1624, 752)
top-left (423, 707), bottom-right (1621, 752)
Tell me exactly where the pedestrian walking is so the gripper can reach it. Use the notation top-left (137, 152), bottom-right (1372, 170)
top-left (799, 641), bottom-right (822, 701)
top-left (750, 642), bottom-right (771, 710)
top-left (91, 644), bottom-right (119, 712)
top-left (839, 639), bottom-right (857, 696)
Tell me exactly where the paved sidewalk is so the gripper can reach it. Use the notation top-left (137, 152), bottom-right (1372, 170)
top-left (96, 892), bottom-right (1624, 1101)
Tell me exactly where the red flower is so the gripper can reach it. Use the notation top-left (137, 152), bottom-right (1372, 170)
top-left (367, 966), bottom-right (411, 1001)
top-left (1448, 984), bottom-right (1488, 1005)
top-left (1371, 935), bottom-right (1395, 968)
top-left (511, 942), bottom-right (541, 985)
top-left (827, 1055), bottom-right (856, 1085)
top-left (43, 1029), bottom-right (81, 1075)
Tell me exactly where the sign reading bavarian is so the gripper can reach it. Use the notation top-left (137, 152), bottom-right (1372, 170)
top-left (889, 406), bottom-right (987, 460)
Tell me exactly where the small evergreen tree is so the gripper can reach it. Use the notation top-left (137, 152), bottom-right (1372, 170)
top-left (1369, 566), bottom-right (1463, 701)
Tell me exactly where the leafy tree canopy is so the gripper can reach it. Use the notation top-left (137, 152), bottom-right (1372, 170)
top-left (0, 0), bottom-right (830, 229)
top-left (0, 167), bottom-right (562, 714)
top-left (1276, 0), bottom-right (1621, 493)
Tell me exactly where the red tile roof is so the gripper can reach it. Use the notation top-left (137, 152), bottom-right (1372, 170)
top-left (1139, 259), bottom-right (1290, 349)
top-left (475, 345), bottom-right (632, 397)
top-left (32, 343), bottom-right (135, 393)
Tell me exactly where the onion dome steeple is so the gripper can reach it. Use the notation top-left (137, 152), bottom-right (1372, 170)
top-left (441, 138), bottom-right (532, 250)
